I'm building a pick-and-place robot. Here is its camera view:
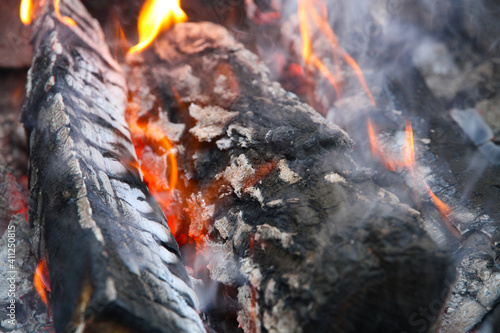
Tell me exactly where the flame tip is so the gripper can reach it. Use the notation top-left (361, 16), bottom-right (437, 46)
top-left (129, 0), bottom-right (187, 54)
top-left (20, 0), bottom-right (33, 25)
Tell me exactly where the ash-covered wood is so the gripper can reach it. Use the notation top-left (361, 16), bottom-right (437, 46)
top-left (127, 22), bottom-right (451, 333)
top-left (0, 214), bottom-right (52, 332)
top-left (385, 62), bottom-right (500, 333)
top-left (22, 1), bottom-right (204, 332)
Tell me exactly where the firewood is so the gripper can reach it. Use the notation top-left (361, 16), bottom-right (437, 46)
top-left (22, 1), bottom-right (204, 332)
top-left (126, 22), bottom-right (452, 333)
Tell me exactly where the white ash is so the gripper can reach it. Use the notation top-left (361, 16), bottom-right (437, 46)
top-left (227, 124), bottom-right (255, 148)
top-left (188, 104), bottom-right (238, 142)
top-left (438, 255), bottom-right (500, 333)
top-left (218, 154), bottom-right (255, 196)
top-left (277, 159), bottom-right (301, 184)
top-left (246, 187), bottom-right (264, 205)
top-left (205, 240), bottom-right (240, 285)
top-left (213, 74), bottom-right (239, 107)
top-left (265, 199), bottom-right (284, 208)
top-left (324, 172), bottom-right (347, 184)
top-left (237, 284), bottom-right (262, 333)
top-left (255, 224), bottom-right (295, 249)
top-left (263, 299), bottom-right (300, 333)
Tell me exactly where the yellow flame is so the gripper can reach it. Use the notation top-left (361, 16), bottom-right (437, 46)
top-left (20, 0), bottom-right (32, 25)
top-left (128, 0), bottom-right (187, 55)
top-left (54, 0), bottom-right (76, 26)
top-left (298, 0), bottom-right (312, 64)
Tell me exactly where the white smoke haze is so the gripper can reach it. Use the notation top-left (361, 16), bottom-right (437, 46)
top-left (240, 0), bottom-right (500, 331)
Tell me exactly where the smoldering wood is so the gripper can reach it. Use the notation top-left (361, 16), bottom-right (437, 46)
top-left (384, 61), bottom-right (500, 333)
top-left (242, 1), bottom-right (500, 329)
top-left (126, 21), bottom-right (451, 333)
top-left (22, 1), bottom-right (205, 332)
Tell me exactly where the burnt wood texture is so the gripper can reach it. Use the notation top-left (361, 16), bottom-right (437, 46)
top-left (126, 22), bottom-right (452, 333)
top-left (22, 0), bottom-right (204, 332)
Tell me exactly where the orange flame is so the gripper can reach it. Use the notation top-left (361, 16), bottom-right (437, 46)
top-left (367, 118), bottom-right (396, 171)
top-left (297, 0), bottom-right (376, 106)
top-left (369, 118), bottom-right (461, 238)
top-left (20, 0), bottom-right (32, 25)
top-left (403, 123), bottom-right (460, 237)
top-left (140, 124), bottom-right (178, 194)
top-left (34, 259), bottom-right (51, 307)
top-left (367, 118), bottom-right (418, 173)
top-left (425, 184), bottom-right (461, 238)
top-left (298, 0), bottom-right (312, 65)
top-left (54, 0), bottom-right (76, 27)
top-left (128, 0), bottom-right (187, 55)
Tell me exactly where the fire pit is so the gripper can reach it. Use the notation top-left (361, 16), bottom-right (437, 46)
top-left (0, 0), bottom-right (499, 332)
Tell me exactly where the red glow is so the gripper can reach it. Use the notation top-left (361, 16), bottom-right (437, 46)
top-left (3, 173), bottom-right (28, 220)
top-left (126, 106), bottom-right (179, 238)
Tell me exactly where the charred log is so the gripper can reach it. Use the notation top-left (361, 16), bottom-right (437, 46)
top-left (126, 22), bottom-right (452, 333)
top-left (22, 1), bottom-right (204, 332)
top-left (385, 59), bottom-right (500, 333)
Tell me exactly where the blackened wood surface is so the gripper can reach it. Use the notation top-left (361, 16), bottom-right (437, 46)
top-left (127, 22), bottom-right (451, 333)
top-left (22, 1), bottom-right (204, 332)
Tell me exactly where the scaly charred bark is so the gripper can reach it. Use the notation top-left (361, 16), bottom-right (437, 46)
top-left (126, 22), bottom-right (452, 333)
top-left (22, 1), bottom-right (205, 332)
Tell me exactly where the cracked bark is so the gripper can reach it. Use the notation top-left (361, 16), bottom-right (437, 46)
top-left (126, 22), bottom-right (452, 333)
top-left (22, 1), bottom-right (204, 332)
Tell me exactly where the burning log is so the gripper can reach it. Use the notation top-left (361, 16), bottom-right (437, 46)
top-left (126, 22), bottom-right (451, 332)
top-left (22, 0), bottom-right (204, 332)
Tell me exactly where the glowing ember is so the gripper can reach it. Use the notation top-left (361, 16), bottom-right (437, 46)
top-left (54, 0), bottom-right (76, 27)
top-left (126, 105), bottom-right (181, 239)
top-left (20, 0), bottom-right (32, 25)
top-left (34, 259), bottom-right (51, 308)
top-left (128, 0), bottom-right (187, 55)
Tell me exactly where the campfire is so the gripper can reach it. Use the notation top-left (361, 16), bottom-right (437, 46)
top-left (1, 0), bottom-right (499, 332)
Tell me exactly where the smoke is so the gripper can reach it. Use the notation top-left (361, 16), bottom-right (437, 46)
top-left (243, 0), bottom-right (500, 330)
